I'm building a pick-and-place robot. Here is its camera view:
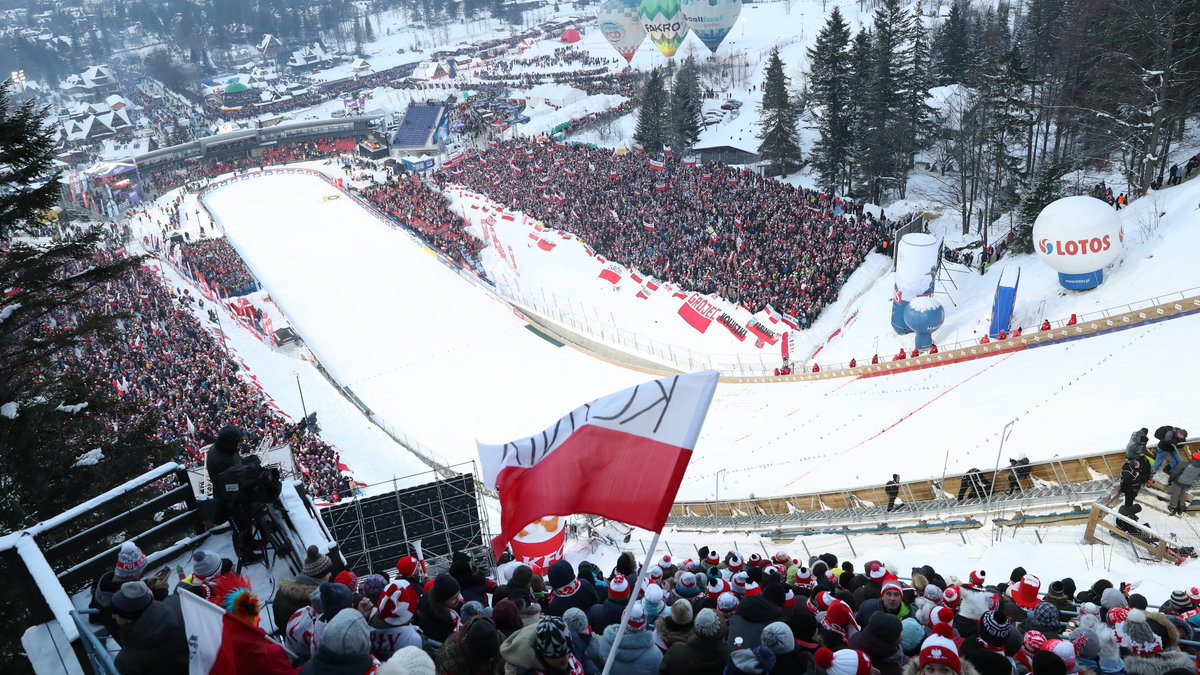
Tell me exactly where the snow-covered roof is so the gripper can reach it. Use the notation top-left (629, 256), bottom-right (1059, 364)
top-left (524, 83), bottom-right (585, 104)
top-left (99, 137), bottom-right (150, 161)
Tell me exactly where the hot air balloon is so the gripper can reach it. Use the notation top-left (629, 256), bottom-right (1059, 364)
top-left (639, 0), bottom-right (688, 58)
top-left (680, 0), bottom-right (741, 54)
top-left (597, 0), bottom-right (647, 63)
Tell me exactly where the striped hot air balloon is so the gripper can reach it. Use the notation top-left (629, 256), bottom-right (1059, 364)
top-left (598, 0), bottom-right (647, 63)
top-left (639, 0), bottom-right (688, 58)
top-left (680, 0), bottom-right (741, 54)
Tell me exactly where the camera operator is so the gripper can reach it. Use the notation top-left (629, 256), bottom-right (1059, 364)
top-left (209, 425), bottom-right (282, 563)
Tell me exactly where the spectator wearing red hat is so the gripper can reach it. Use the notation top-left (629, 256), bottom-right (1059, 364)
top-left (858, 580), bottom-right (912, 626)
top-left (814, 646), bottom-right (874, 675)
top-left (395, 555), bottom-right (424, 590)
top-left (587, 573), bottom-right (630, 634)
top-left (1002, 573), bottom-right (1041, 623)
top-left (908, 634), bottom-right (964, 675)
top-left (369, 579), bottom-right (423, 660)
top-left (854, 561), bottom-right (889, 606)
top-left (820, 599), bottom-right (861, 650)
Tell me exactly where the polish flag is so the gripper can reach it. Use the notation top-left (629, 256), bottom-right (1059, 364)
top-left (479, 371), bottom-right (719, 557)
top-left (538, 238), bottom-right (556, 251)
top-left (678, 296), bottom-right (714, 333)
top-left (178, 589), bottom-right (294, 673)
top-left (643, 221), bottom-right (657, 231)
top-left (648, 159), bottom-right (665, 171)
top-left (598, 264), bottom-right (622, 284)
top-left (501, 213), bottom-right (516, 221)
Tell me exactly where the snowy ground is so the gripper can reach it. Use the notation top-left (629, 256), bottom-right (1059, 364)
top-left (189, 167), bottom-right (1200, 504)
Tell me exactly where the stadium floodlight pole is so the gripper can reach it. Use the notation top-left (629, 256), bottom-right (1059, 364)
top-left (600, 530), bottom-right (661, 675)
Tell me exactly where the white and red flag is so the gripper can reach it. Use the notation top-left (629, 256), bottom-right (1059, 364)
top-left (479, 372), bottom-right (719, 558)
top-left (178, 589), bottom-right (295, 674)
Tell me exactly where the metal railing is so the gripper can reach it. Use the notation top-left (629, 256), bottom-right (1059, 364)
top-left (70, 610), bottom-right (118, 674)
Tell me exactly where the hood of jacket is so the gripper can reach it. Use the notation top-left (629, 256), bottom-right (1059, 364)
top-left (737, 595), bottom-right (783, 624)
top-left (655, 616), bottom-right (693, 647)
top-left (500, 622), bottom-right (542, 669)
top-left (278, 576), bottom-right (321, 605)
top-left (121, 602), bottom-right (180, 648)
top-left (849, 625), bottom-right (903, 662)
top-left (1123, 650), bottom-right (1194, 675)
top-left (600, 625), bottom-right (655, 662)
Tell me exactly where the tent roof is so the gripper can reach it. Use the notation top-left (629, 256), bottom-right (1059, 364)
top-left (560, 28), bottom-right (581, 43)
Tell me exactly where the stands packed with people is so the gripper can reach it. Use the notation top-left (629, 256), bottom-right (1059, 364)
top-left (23, 225), bottom-right (350, 503)
top-left (432, 139), bottom-right (894, 328)
top-left (90, 533), bottom-right (1200, 675)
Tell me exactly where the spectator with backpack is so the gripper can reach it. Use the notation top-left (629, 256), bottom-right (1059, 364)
top-left (1153, 426), bottom-right (1188, 476)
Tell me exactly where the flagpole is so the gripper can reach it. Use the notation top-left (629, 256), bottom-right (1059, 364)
top-left (599, 530), bottom-right (661, 675)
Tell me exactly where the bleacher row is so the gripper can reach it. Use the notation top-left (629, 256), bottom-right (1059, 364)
top-left (391, 103), bottom-right (445, 149)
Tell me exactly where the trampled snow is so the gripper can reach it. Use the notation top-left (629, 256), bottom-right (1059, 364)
top-left (199, 168), bottom-right (1200, 503)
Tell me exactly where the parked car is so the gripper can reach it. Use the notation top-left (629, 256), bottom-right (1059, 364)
top-left (721, 99), bottom-right (743, 110)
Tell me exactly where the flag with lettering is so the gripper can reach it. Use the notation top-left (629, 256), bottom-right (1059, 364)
top-left (479, 372), bottom-right (719, 558)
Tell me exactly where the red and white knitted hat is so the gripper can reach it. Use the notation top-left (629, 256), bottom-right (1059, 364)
top-left (707, 577), bottom-right (730, 600)
top-left (865, 561), bottom-right (886, 581)
top-left (1187, 587), bottom-right (1200, 603)
top-left (379, 580), bottom-right (419, 626)
top-left (773, 551), bottom-right (790, 565)
top-left (814, 647), bottom-right (873, 675)
top-left (965, 570), bottom-right (986, 590)
top-left (730, 572), bottom-right (749, 595)
top-left (608, 574), bottom-right (631, 600)
top-left (705, 550), bottom-right (721, 566)
top-left (919, 635), bottom-right (961, 674)
top-left (941, 586), bottom-right (962, 608)
top-left (727, 554), bottom-right (745, 573)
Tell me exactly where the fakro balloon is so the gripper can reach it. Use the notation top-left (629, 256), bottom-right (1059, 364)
top-left (639, 0), bottom-right (689, 58)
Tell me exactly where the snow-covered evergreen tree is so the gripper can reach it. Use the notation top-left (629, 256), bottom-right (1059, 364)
top-left (807, 7), bottom-right (854, 194)
top-left (757, 48), bottom-right (801, 174)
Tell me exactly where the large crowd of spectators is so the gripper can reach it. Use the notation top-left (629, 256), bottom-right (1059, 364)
top-left (87, 533), bottom-right (1200, 675)
top-left (434, 139), bottom-right (891, 328)
top-left (21, 226), bottom-right (348, 501)
top-left (179, 237), bottom-right (258, 297)
top-left (359, 174), bottom-right (486, 267)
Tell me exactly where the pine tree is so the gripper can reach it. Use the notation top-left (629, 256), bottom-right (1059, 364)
top-left (976, 47), bottom-right (1036, 235)
top-left (932, 0), bottom-right (969, 85)
top-left (635, 68), bottom-right (669, 151)
top-left (756, 48), bottom-right (801, 174)
top-left (0, 79), bottom-right (176, 535)
top-left (1013, 160), bottom-right (1067, 254)
top-left (807, 6), bottom-right (854, 194)
top-left (847, 29), bottom-right (874, 197)
top-left (671, 56), bottom-right (703, 151)
top-left (858, 0), bottom-right (921, 202)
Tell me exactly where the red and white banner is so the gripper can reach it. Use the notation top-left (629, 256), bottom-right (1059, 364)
top-left (179, 588), bottom-right (295, 674)
top-left (677, 293), bottom-right (720, 333)
top-left (746, 318), bottom-right (779, 345)
top-left (598, 263), bottom-right (622, 284)
top-left (479, 371), bottom-right (719, 557)
top-left (648, 159), bottom-right (665, 171)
